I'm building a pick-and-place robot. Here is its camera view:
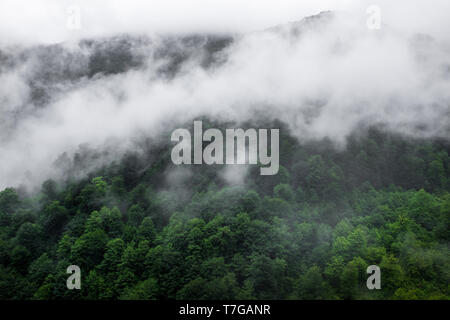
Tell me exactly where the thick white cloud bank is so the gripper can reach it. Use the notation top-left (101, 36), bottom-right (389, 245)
top-left (1, 0), bottom-right (450, 44)
top-left (0, 1), bottom-right (449, 189)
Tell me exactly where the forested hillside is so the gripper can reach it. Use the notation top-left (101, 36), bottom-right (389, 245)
top-left (0, 124), bottom-right (448, 299)
top-left (1, 9), bottom-right (449, 301)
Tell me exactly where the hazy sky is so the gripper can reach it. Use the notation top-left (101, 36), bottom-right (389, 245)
top-left (1, 0), bottom-right (450, 44)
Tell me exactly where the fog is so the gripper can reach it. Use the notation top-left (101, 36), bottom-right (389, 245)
top-left (1, 1), bottom-right (450, 44)
top-left (0, 1), bottom-right (449, 189)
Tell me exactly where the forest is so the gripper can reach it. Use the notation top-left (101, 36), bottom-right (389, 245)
top-left (0, 10), bottom-right (449, 300)
top-left (0, 123), bottom-right (448, 300)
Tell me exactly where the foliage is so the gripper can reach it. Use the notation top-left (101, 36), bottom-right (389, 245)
top-left (0, 127), bottom-right (448, 300)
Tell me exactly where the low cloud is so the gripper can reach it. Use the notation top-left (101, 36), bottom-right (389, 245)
top-left (0, 3), bottom-right (449, 189)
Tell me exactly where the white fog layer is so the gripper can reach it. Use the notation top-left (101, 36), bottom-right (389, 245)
top-left (0, 1), bottom-right (449, 189)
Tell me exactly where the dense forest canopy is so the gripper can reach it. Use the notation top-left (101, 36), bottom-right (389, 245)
top-left (0, 122), bottom-right (448, 299)
top-left (0, 10), bottom-right (449, 300)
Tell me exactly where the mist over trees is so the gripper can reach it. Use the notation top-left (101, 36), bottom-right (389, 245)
top-left (0, 122), bottom-right (448, 299)
top-left (1, 10), bottom-right (449, 190)
top-left (0, 10), bottom-right (449, 300)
